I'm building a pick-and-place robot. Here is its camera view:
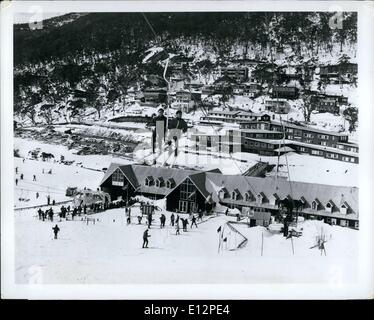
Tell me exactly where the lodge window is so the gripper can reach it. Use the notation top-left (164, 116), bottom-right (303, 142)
top-left (112, 169), bottom-right (124, 186)
top-left (180, 179), bottom-right (196, 201)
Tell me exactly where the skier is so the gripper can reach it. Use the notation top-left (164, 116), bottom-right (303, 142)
top-left (15, 167), bottom-right (18, 174)
top-left (160, 214), bottom-right (166, 228)
top-left (167, 110), bottom-right (188, 157)
top-left (77, 205), bottom-right (82, 216)
top-left (52, 199), bottom-right (56, 206)
top-left (182, 218), bottom-right (188, 232)
top-left (47, 195), bottom-right (51, 205)
top-left (33, 175), bottom-right (36, 181)
top-left (152, 108), bottom-right (167, 154)
top-left (15, 178), bottom-right (18, 186)
top-left (137, 215), bottom-right (142, 224)
top-left (20, 173), bottom-right (24, 180)
top-left (72, 207), bottom-right (77, 220)
top-left (127, 210), bottom-right (131, 225)
top-left (175, 220), bottom-right (180, 235)
top-left (190, 215), bottom-right (198, 228)
top-left (225, 208), bottom-right (229, 216)
top-left (36, 192), bottom-right (39, 199)
top-left (48, 208), bottom-right (54, 222)
top-left (83, 204), bottom-right (87, 215)
top-left (142, 229), bottom-right (151, 248)
top-left (170, 213), bottom-right (175, 226)
top-left (147, 213), bottom-right (152, 228)
top-left (198, 211), bottom-right (203, 222)
top-left (38, 208), bottom-right (43, 220)
top-left (52, 224), bottom-right (60, 239)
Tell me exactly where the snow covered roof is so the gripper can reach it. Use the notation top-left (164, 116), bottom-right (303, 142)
top-left (274, 146), bottom-right (295, 153)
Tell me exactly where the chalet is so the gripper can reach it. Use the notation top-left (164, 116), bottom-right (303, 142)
top-left (221, 67), bottom-right (248, 83)
top-left (272, 86), bottom-right (299, 99)
top-left (320, 62), bottom-right (357, 83)
top-left (99, 163), bottom-right (359, 229)
top-left (312, 96), bottom-right (340, 115)
top-left (243, 83), bottom-right (262, 98)
top-left (265, 99), bottom-right (291, 114)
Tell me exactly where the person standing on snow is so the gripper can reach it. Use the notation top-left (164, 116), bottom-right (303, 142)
top-left (167, 110), bottom-right (188, 157)
top-left (170, 213), bottom-right (175, 226)
top-left (175, 220), bottom-right (180, 235)
top-left (52, 224), bottom-right (60, 239)
top-left (190, 215), bottom-right (198, 228)
top-left (160, 214), bottom-right (166, 228)
top-left (152, 108), bottom-right (167, 154)
top-left (15, 178), bottom-right (18, 186)
top-left (142, 229), bottom-right (151, 248)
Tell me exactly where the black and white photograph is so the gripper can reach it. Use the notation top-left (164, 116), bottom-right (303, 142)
top-left (1, 0), bottom-right (373, 300)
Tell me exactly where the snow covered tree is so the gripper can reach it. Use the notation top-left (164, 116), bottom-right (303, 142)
top-left (300, 92), bottom-right (315, 123)
top-left (343, 106), bottom-right (358, 133)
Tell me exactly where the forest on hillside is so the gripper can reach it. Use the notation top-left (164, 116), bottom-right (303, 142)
top-left (13, 12), bottom-right (357, 124)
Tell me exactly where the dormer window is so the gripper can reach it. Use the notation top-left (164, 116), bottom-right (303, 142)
top-left (166, 178), bottom-right (175, 189)
top-left (270, 193), bottom-right (280, 206)
top-left (155, 177), bottom-right (164, 188)
top-left (326, 200), bottom-right (335, 213)
top-left (231, 189), bottom-right (241, 201)
top-left (257, 192), bottom-right (266, 204)
top-left (145, 176), bottom-right (154, 186)
top-left (340, 202), bottom-right (350, 215)
top-left (245, 191), bottom-right (255, 202)
top-left (311, 199), bottom-right (321, 211)
top-left (219, 187), bottom-right (228, 199)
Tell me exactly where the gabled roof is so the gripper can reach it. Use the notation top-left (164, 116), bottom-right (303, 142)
top-left (99, 163), bottom-right (139, 189)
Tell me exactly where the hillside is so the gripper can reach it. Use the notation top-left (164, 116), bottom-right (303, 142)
top-left (14, 12), bottom-right (357, 125)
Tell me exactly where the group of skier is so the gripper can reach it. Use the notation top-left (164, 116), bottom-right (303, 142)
top-left (140, 212), bottom-right (202, 248)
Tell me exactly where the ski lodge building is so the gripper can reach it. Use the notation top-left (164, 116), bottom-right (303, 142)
top-left (99, 163), bottom-right (359, 229)
top-left (193, 119), bottom-right (359, 163)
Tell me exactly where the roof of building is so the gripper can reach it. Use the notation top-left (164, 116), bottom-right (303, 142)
top-left (204, 172), bottom-right (358, 215)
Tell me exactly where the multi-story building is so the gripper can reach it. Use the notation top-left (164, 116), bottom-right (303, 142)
top-left (272, 86), bottom-right (299, 99)
top-left (200, 110), bottom-right (271, 125)
top-left (320, 62), bottom-right (357, 83)
top-left (221, 67), bottom-right (248, 83)
top-left (142, 88), bottom-right (167, 105)
top-left (173, 90), bottom-right (201, 113)
top-left (265, 99), bottom-right (291, 114)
